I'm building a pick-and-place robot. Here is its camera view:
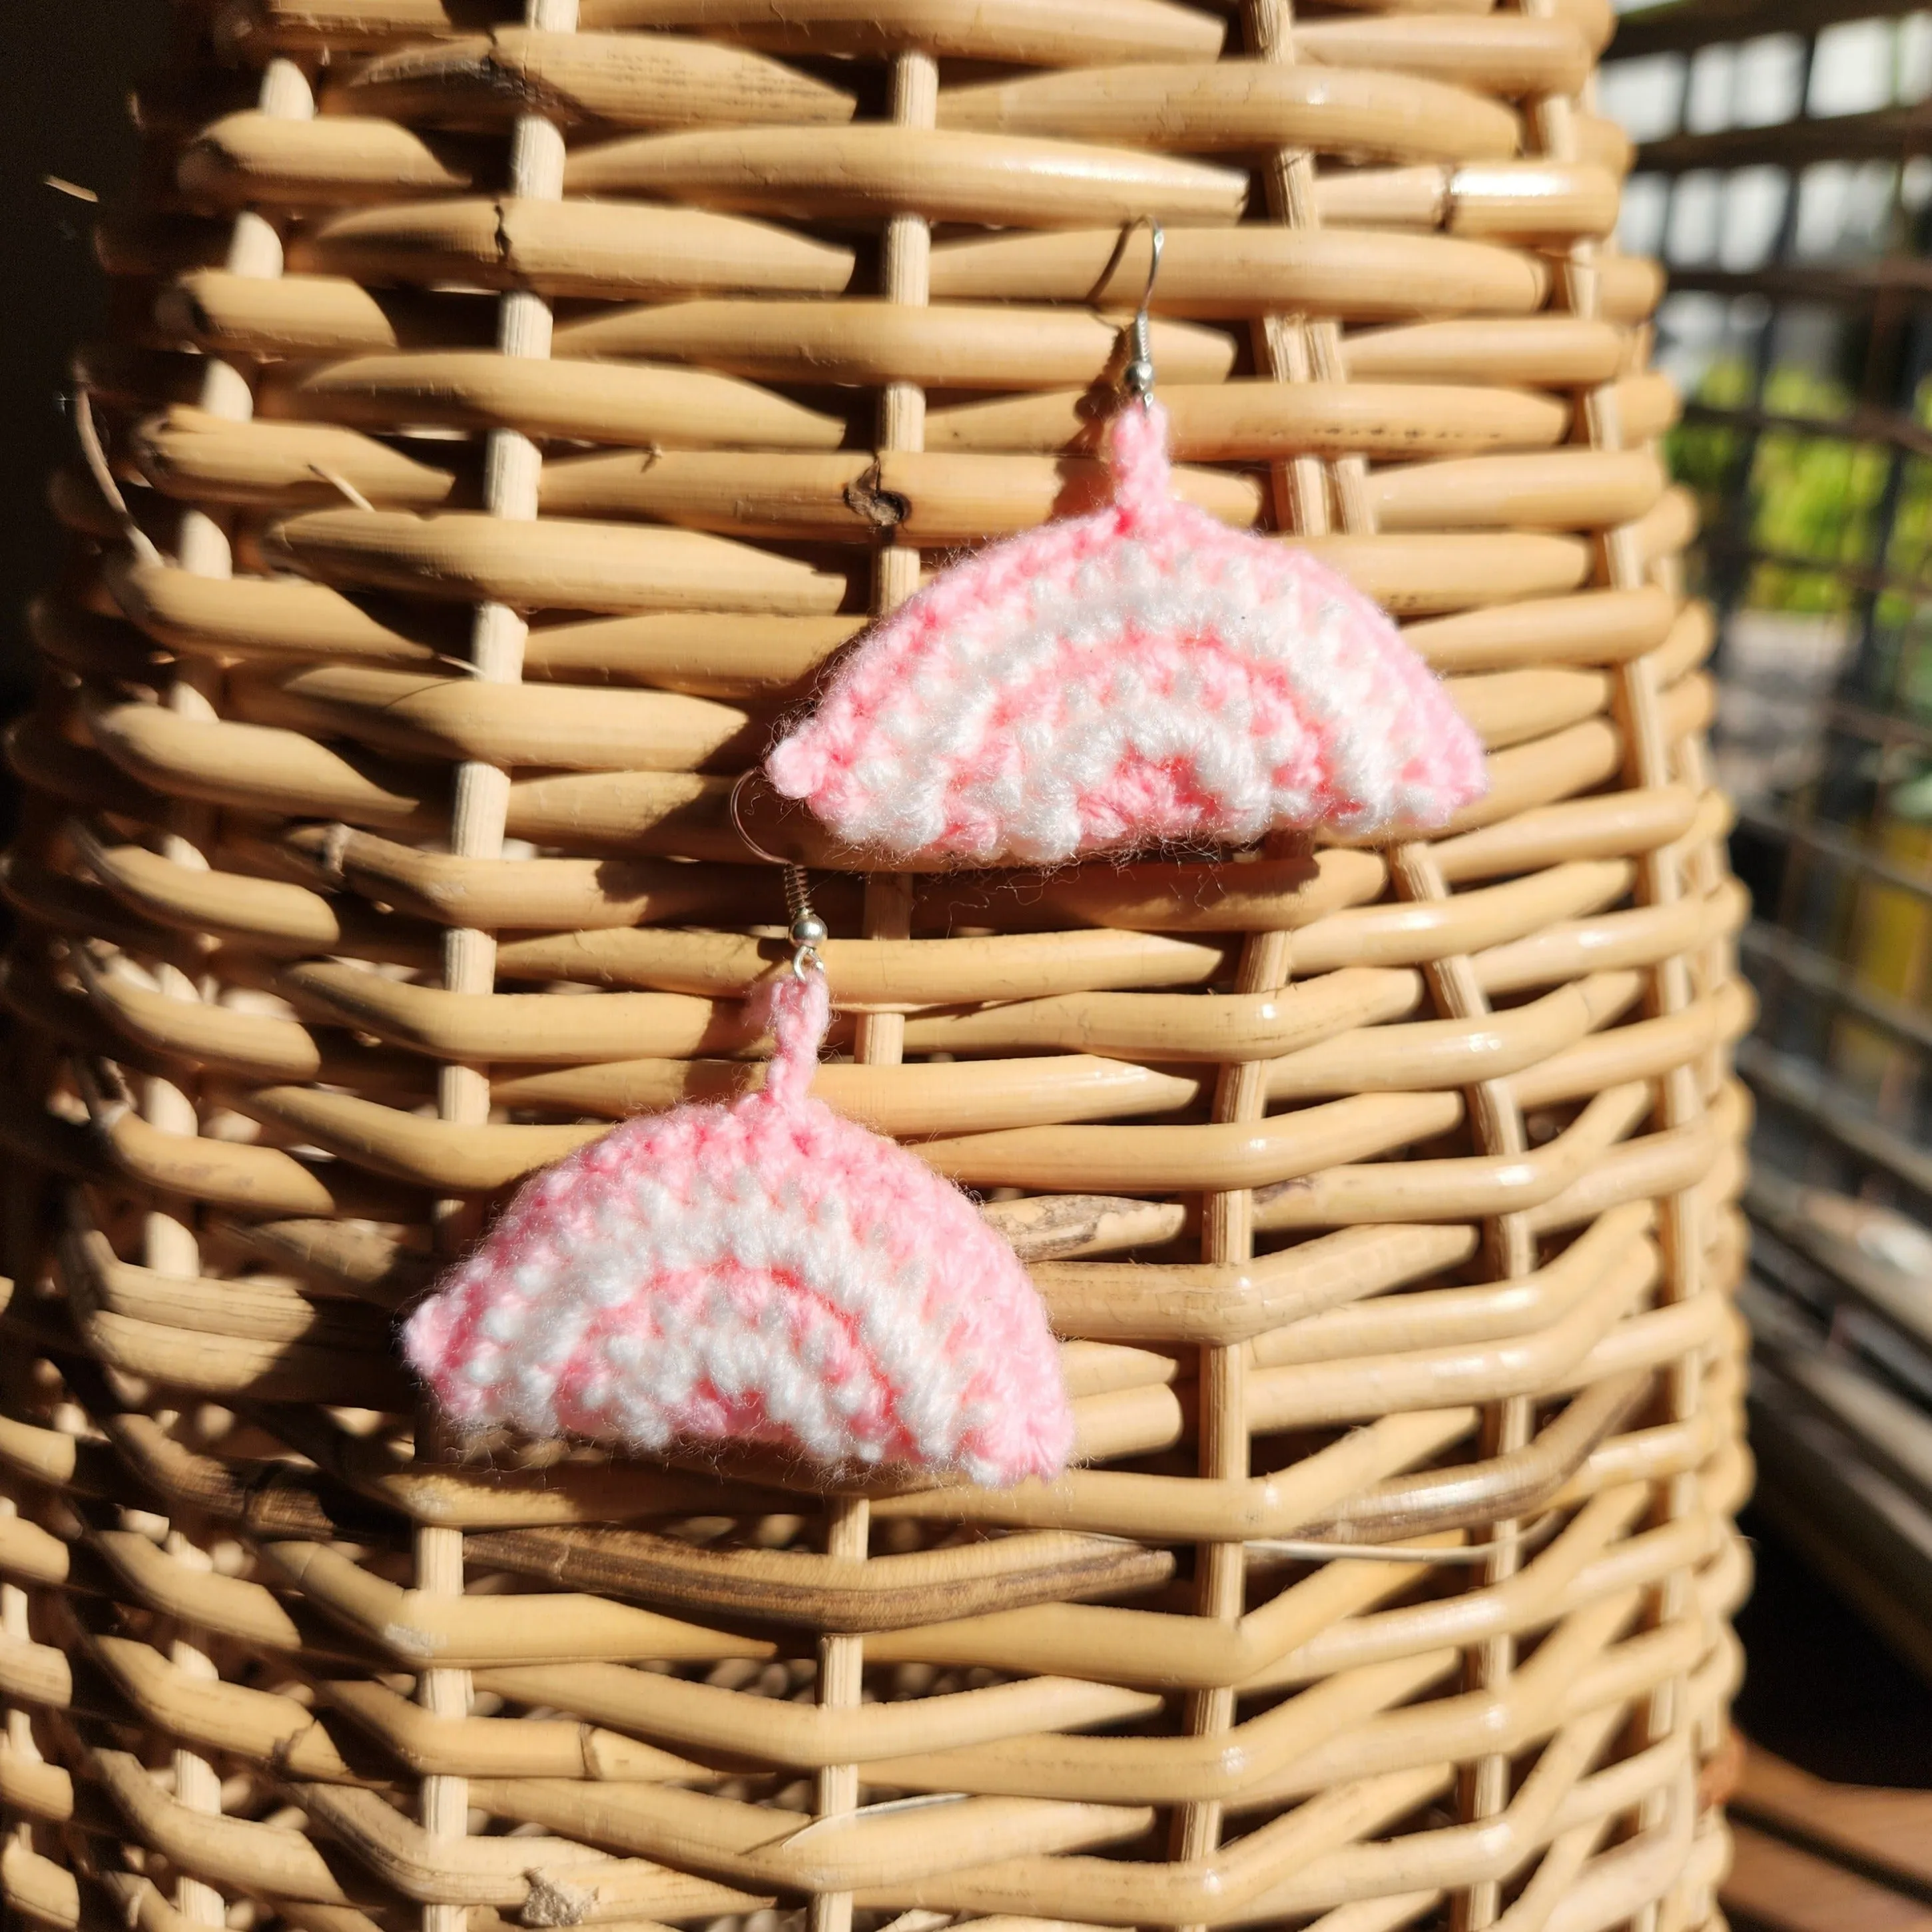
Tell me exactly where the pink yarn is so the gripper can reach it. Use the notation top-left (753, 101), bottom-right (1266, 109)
top-left (768, 401), bottom-right (1488, 865)
top-left (403, 970), bottom-right (1074, 1488)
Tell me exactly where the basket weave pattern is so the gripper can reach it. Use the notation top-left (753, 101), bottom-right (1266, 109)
top-left (4, 3), bottom-right (1748, 1931)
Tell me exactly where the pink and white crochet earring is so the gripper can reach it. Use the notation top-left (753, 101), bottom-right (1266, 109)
top-left (768, 228), bottom-right (1488, 866)
top-left (405, 226), bottom-right (1483, 1487)
top-left (404, 890), bottom-right (1075, 1488)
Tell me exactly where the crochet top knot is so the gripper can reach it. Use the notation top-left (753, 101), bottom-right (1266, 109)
top-left (751, 968), bottom-right (828, 1112)
top-left (1108, 396), bottom-right (1175, 525)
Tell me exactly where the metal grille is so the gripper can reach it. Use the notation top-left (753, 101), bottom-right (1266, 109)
top-left (1610, 0), bottom-right (1932, 1671)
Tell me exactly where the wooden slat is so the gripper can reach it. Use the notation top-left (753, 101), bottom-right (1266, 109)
top-left (1722, 1819), bottom-right (1932, 1932)
top-left (1732, 1744), bottom-right (1932, 1894)
top-left (1612, 0), bottom-right (1929, 61)
top-left (1639, 105), bottom-right (1932, 174)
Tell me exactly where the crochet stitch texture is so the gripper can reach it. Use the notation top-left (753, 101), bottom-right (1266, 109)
top-left (403, 970), bottom-right (1074, 1487)
top-left (768, 401), bottom-right (1488, 864)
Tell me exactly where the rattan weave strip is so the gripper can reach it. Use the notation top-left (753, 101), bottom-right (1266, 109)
top-left (3, 4), bottom-right (1746, 1931)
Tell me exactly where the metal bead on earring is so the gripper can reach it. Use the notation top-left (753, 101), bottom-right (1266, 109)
top-left (787, 902), bottom-right (828, 980)
top-left (730, 769), bottom-right (828, 979)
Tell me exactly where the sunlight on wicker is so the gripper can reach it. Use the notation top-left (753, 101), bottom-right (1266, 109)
top-left (0, 3), bottom-right (1746, 1932)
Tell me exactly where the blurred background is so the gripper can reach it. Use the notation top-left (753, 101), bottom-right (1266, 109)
top-left (1594, 3), bottom-right (1932, 1918)
top-left (0, 3), bottom-right (171, 848)
top-left (3, 3), bottom-right (1932, 1922)
top-left (1602, 0), bottom-right (1932, 1649)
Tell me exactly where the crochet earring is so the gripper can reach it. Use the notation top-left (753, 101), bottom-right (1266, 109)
top-left (402, 861), bottom-right (1076, 1488)
top-left (767, 224), bottom-right (1488, 867)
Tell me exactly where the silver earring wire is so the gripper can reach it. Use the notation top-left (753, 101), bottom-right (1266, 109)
top-left (1120, 216), bottom-right (1164, 408)
top-left (736, 222), bottom-right (1159, 962)
top-left (729, 771), bottom-right (825, 979)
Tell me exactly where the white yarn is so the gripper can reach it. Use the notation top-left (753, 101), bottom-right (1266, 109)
top-left (799, 535), bottom-right (1443, 864)
top-left (454, 1163), bottom-right (980, 1474)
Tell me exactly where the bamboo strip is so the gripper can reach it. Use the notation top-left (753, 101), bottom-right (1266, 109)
top-left (927, 380), bottom-right (1573, 456)
top-left (334, 29), bottom-right (858, 127)
top-left (6, 10), bottom-right (1747, 1928)
top-left (228, 0), bottom-right (1229, 63)
top-left (257, 350), bottom-right (847, 448)
top-left (290, 196), bottom-right (858, 298)
top-left (552, 298), bottom-right (1236, 385)
top-left (563, 125), bottom-right (1248, 225)
top-left (936, 60), bottom-right (1522, 160)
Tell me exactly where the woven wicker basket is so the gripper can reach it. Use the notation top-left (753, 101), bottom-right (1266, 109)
top-left (2, 4), bottom-right (1749, 1930)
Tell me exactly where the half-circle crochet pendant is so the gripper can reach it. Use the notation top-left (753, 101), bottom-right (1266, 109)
top-left (404, 969), bottom-right (1074, 1488)
top-left (767, 400), bottom-right (1488, 866)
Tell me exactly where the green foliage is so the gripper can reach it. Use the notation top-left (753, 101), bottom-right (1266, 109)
top-left (1668, 357), bottom-right (1932, 619)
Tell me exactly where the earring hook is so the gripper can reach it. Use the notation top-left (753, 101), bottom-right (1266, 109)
top-left (729, 769), bottom-right (787, 866)
top-left (1121, 216), bottom-right (1163, 407)
top-left (730, 771), bottom-right (824, 978)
